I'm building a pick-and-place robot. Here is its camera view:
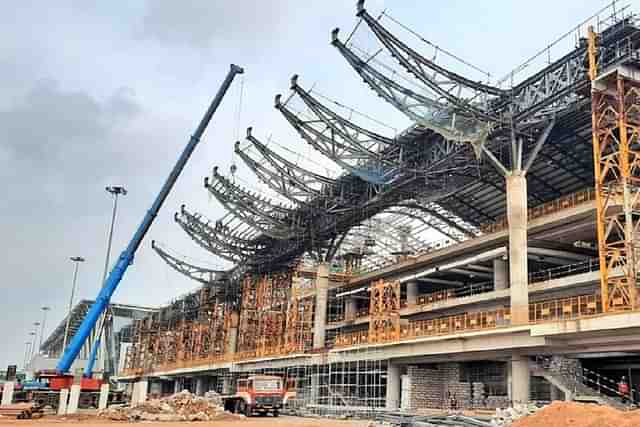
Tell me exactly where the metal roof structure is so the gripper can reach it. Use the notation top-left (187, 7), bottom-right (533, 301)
top-left (154, 1), bottom-right (640, 288)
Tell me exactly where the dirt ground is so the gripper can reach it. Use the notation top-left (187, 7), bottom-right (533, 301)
top-left (0, 414), bottom-right (371, 427)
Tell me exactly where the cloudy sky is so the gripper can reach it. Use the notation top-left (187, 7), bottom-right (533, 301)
top-left (0, 0), bottom-right (605, 369)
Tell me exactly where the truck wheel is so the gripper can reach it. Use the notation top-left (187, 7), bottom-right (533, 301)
top-left (273, 410), bottom-right (279, 417)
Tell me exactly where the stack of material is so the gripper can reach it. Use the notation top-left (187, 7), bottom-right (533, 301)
top-left (512, 401), bottom-right (640, 427)
top-left (98, 390), bottom-right (236, 422)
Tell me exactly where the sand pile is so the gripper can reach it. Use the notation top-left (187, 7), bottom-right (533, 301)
top-left (512, 401), bottom-right (640, 427)
top-left (98, 390), bottom-right (238, 422)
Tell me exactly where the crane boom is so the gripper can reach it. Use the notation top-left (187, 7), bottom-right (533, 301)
top-left (56, 64), bottom-right (244, 373)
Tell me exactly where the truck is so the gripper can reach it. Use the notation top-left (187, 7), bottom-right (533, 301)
top-left (223, 375), bottom-right (285, 417)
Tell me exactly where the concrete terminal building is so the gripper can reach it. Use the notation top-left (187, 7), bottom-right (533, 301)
top-left (118, 1), bottom-right (640, 413)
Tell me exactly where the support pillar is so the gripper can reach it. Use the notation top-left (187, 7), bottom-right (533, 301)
top-left (67, 384), bottom-right (81, 414)
top-left (149, 381), bottom-right (162, 398)
top-left (227, 312), bottom-right (239, 356)
top-left (313, 263), bottom-right (329, 350)
top-left (195, 377), bottom-right (205, 396)
top-left (57, 389), bottom-right (69, 415)
top-left (98, 383), bottom-right (110, 410)
top-left (222, 377), bottom-right (232, 395)
top-left (493, 259), bottom-right (508, 290)
top-left (344, 296), bottom-right (358, 320)
top-left (1, 381), bottom-right (14, 406)
top-left (385, 362), bottom-right (401, 410)
top-left (511, 355), bottom-right (530, 404)
top-left (137, 379), bottom-right (148, 403)
top-left (406, 281), bottom-right (418, 306)
top-left (173, 378), bottom-right (181, 394)
top-left (507, 174), bottom-right (529, 325)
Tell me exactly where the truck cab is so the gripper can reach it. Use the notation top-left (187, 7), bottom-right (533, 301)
top-left (229, 375), bottom-right (284, 417)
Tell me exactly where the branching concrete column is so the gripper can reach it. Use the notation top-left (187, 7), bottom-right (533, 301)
top-left (313, 263), bottom-right (329, 350)
top-left (227, 311), bottom-right (239, 356)
top-left (507, 174), bottom-right (529, 325)
top-left (406, 281), bottom-right (418, 306)
top-left (511, 355), bottom-right (530, 404)
top-left (385, 362), bottom-right (401, 410)
top-left (493, 259), bottom-right (508, 290)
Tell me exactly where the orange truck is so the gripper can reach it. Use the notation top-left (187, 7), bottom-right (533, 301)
top-left (223, 375), bottom-right (285, 417)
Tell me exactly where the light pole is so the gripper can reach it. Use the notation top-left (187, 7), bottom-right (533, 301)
top-left (40, 306), bottom-right (50, 353)
top-left (23, 341), bottom-right (32, 370)
top-left (93, 186), bottom-right (127, 374)
top-left (32, 322), bottom-right (41, 359)
top-left (62, 256), bottom-right (85, 355)
top-left (102, 186), bottom-right (127, 286)
top-left (27, 331), bottom-right (37, 368)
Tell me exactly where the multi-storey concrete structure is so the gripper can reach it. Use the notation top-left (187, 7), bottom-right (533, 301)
top-left (119, 0), bottom-right (640, 413)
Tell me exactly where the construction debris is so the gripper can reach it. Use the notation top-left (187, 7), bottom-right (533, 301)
top-left (491, 403), bottom-right (542, 426)
top-left (511, 401), bottom-right (640, 427)
top-left (97, 390), bottom-right (237, 422)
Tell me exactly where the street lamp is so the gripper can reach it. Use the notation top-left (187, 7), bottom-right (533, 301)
top-left (23, 341), bottom-right (32, 370)
top-left (102, 186), bottom-right (127, 286)
top-left (27, 331), bottom-right (37, 367)
top-left (32, 322), bottom-right (41, 358)
top-left (40, 306), bottom-right (50, 353)
top-left (62, 256), bottom-right (86, 354)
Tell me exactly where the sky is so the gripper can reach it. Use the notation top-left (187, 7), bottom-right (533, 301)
top-left (0, 0), bottom-right (608, 369)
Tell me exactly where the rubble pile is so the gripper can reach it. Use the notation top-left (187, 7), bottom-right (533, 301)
top-left (511, 401), bottom-right (640, 427)
top-left (491, 403), bottom-right (542, 426)
top-left (98, 390), bottom-right (236, 422)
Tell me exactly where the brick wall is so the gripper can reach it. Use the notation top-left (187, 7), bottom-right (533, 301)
top-left (407, 363), bottom-right (471, 409)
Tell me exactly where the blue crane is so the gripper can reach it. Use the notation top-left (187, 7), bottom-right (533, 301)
top-left (56, 64), bottom-right (244, 374)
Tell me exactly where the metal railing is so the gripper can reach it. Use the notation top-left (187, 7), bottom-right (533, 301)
top-left (529, 258), bottom-right (600, 284)
top-left (481, 188), bottom-right (596, 234)
top-left (529, 294), bottom-right (602, 323)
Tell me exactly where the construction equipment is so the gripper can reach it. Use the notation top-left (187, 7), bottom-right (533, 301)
top-left (223, 375), bottom-right (285, 417)
top-left (53, 63), bottom-right (243, 381)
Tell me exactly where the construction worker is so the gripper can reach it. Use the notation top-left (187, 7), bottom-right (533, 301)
top-left (618, 376), bottom-right (629, 403)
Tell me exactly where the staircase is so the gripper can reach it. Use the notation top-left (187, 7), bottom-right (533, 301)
top-left (530, 358), bottom-right (629, 410)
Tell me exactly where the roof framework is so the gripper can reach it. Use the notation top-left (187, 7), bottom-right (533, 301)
top-left (157, 1), bottom-right (640, 284)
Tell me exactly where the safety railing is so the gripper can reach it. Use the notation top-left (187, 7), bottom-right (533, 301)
top-left (401, 308), bottom-right (511, 341)
top-left (481, 188), bottom-right (596, 234)
top-left (529, 294), bottom-right (602, 323)
top-left (529, 258), bottom-right (600, 284)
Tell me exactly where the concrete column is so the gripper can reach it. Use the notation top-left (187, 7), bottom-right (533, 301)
top-left (195, 377), bottom-right (205, 396)
top-left (511, 355), bottom-right (530, 404)
top-left (493, 259), bottom-right (508, 290)
top-left (131, 382), bottom-right (140, 406)
top-left (227, 312), bottom-right (239, 356)
top-left (385, 362), bottom-right (401, 410)
top-left (222, 377), bottom-right (232, 395)
top-left (67, 384), bottom-right (81, 414)
top-left (406, 281), bottom-right (419, 306)
top-left (507, 174), bottom-right (529, 325)
top-left (313, 263), bottom-right (329, 350)
top-left (344, 296), bottom-right (358, 320)
top-left (149, 381), bottom-right (162, 398)
top-left (137, 379), bottom-right (148, 403)
top-left (57, 389), bottom-right (69, 415)
top-left (98, 383), bottom-right (110, 410)
top-left (1, 381), bottom-right (14, 406)
top-left (173, 378), bottom-right (181, 394)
